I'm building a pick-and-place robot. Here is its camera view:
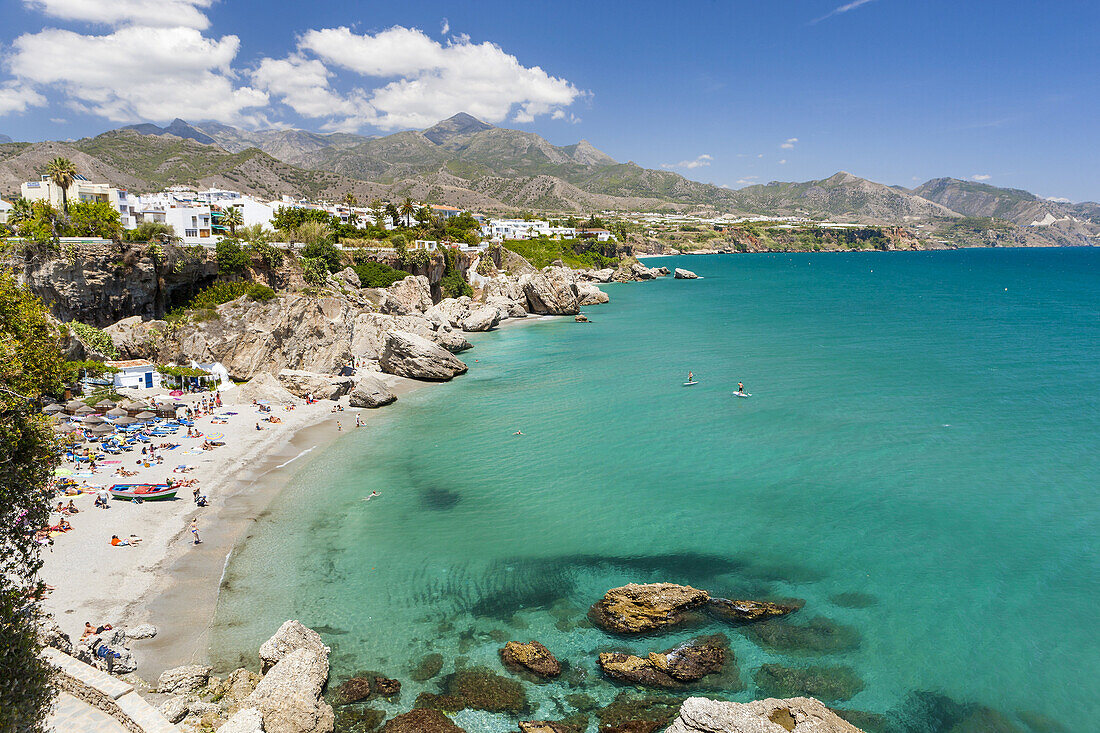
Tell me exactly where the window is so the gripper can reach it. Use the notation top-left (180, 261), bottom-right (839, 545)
top-left (185, 229), bottom-right (198, 237)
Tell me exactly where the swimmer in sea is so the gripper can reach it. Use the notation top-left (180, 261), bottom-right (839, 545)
top-left (362, 491), bottom-right (381, 502)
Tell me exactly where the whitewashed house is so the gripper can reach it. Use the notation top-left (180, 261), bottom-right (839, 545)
top-left (106, 359), bottom-right (162, 390)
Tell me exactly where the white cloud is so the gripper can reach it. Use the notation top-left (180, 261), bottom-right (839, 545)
top-left (779, 159), bottom-right (788, 165)
top-left (260, 25), bottom-right (583, 130)
top-left (662, 154), bottom-right (713, 170)
top-left (736, 176), bottom-right (759, 185)
top-left (8, 26), bottom-right (268, 124)
top-left (972, 173), bottom-right (991, 181)
top-left (757, 153), bottom-right (764, 158)
top-left (812, 0), bottom-right (878, 24)
top-left (22, 0), bottom-right (215, 29)
top-left (440, 18), bottom-right (450, 35)
top-left (780, 137), bottom-right (798, 149)
top-left (252, 54), bottom-right (365, 120)
top-left (0, 81), bottom-right (46, 115)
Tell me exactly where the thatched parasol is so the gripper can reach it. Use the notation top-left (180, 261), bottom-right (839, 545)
top-left (95, 399), bottom-right (117, 409)
top-left (135, 411), bottom-right (156, 420)
top-left (106, 407), bottom-right (128, 417)
top-left (81, 415), bottom-right (106, 425)
top-left (43, 403), bottom-right (66, 414)
top-left (88, 423), bottom-right (116, 435)
top-left (65, 400), bottom-right (88, 412)
top-left (113, 416), bottom-right (139, 425)
top-left (74, 405), bottom-right (98, 415)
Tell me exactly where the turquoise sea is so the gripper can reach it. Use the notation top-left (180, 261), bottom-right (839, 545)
top-left (211, 249), bottom-right (1099, 732)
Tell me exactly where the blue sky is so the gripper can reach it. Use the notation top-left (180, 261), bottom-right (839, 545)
top-left (1, 0), bottom-right (1098, 201)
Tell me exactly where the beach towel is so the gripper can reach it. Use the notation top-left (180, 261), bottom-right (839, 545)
top-left (104, 460), bottom-right (121, 464)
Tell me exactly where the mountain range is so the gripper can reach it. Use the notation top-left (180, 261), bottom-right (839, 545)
top-left (1, 113), bottom-right (1096, 246)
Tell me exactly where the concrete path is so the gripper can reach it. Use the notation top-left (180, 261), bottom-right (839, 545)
top-left (49, 692), bottom-right (129, 733)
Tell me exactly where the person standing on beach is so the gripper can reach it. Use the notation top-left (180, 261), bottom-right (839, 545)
top-left (190, 519), bottom-right (201, 545)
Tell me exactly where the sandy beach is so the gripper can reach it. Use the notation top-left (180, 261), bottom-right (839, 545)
top-left (38, 373), bottom-right (431, 678)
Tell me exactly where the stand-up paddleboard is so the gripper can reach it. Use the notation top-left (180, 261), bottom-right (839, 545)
top-left (732, 392), bottom-right (751, 398)
top-left (683, 381), bottom-right (699, 386)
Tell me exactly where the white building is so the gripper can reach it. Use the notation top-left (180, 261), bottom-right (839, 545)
top-left (483, 219), bottom-right (553, 241)
top-left (0, 198), bottom-right (11, 224)
top-left (106, 359), bottom-right (162, 390)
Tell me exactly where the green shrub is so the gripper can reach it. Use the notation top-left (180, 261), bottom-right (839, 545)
top-left (441, 270), bottom-right (473, 299)
top-left (352, 261), bottom-right (410, 288)
top-left (71, 322), bottom-right (118, 359)
top-left (216, 239), bottom-right (251, 276)
top-left (189, 282), bottom-right (275, 310)
top-left (301, 240), bottom-right (343, 272)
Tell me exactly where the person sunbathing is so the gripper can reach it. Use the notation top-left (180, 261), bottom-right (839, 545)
top-left (66, 500), bottom-right (78, 514)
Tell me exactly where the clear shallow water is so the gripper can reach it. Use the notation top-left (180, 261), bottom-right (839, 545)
top-left (212, 249), bottom-right (1099, 731)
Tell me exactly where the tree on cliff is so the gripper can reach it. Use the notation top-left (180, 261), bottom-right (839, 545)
top-left (399, 196), bottom-right (416, 227)
top-left (45, 157), bottom-right (77, 214)
top-left (67, 201), bottom-right (121, 241)
top-left (223, 206), bottom-right (243, 237)
top-left (0, 271), bottom-right (65, 732)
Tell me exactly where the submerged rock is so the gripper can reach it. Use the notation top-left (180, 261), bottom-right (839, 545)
top-left (519, 720), bottom-right (584, 733)
top-left (588, 583), bottom-right (710, 634)
top-left (333, 706), bottom-right (385, 733)
top-left (753, 663), bottom-right (865, 703)
top-left (416, 666), bottom-right (528, 715)
top-left (379, 330), bottom-right (468, 381)
top-left (373, 676), bottom-right (401, 697)
top-left (411, 653), bottom-right (444, 682)
top-left (334, 677), bottom-right (375, 705)
top-left (892, 691), bottom-right (1027, 733)
top-left (707, 597), bottom-right (803, 623)
top-left (383, 709), bottom-right (466, 732)
top-left (500, 640), bottom-right (562, 679)
top-left (595, 692), bottom-right (686, 732)
top-left (666, 696), bottom-right (864, 733)
top-left (829, 592), bottom-right (877, 609)
top-left (743, 616), bottom-right (861, 654)
top-left (597, 636), bottom-right (727, 689)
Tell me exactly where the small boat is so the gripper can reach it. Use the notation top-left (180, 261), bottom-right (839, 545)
top-left (109, 484), bottom-right (177, 501)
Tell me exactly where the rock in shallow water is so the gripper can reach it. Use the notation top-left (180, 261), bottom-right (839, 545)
top-left (334, 677), bottom-right (375, 705)
top-left (665, 696), bottom-right (865, 733)
top-left (707, 597), bottom-right (803, 623)
top-left (246, 647), bottom-right (334, 733)
top-left (383, 708), bottom-right (465, 732)
top-left (673, 268), bottom-right (699, 279)
top-left (259, 619), bottom-right (330, 673)
top-left (415, 666), bottom-right (528, 715)
top-left (588, 582), bottom-right (710, 633)
top-left (597, 636), bottom-right (728, 688)
top-left (411, 652), bottom-right (444, 682)
top-left (500, 640), bottom-right (562, 679)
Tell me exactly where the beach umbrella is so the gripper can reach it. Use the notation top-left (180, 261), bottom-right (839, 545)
top-left (107, 407), bottom-right (128, 417)
top-left (97, 399), bottom-right (117, 409)
top-left (120, 399), bottom-right (147, 410)
top-left (56, 423), bottom-right (81, 433)
top-left (82, 415), bottom-right (106, 425)
top-left (114, 416), bottom-right (138, 425)
top-left (43, 403), bottom-right (66, 414)
top-left (169, 389), bottom-right (184, 397)
top-left (135, 411), bottom-right (156, 420)
top-left (65, 400), bottom-right (88, 412)
top-left (89, 423), bottom-right (115, 434)
top-left (74, 405), bottom-right (98, 415)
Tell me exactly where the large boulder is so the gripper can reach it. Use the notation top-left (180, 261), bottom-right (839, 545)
top-left (104, 315), bottom-right (167, 359)
top-left (277, 370), bottom-right (354, 400)
top-left (519, 269), bottom-right (580, 315)
top-left (674, 268), bottom-right (699, 279)
top-left (578, 268), bottom-right (614, 283)
top-left (158, 294), bottom-right (359, 380)
top-left (486, 295), bottom-right (527, 320)
top-left (462, 305), bottom-right (502, 332)
top-left (246, 648), bottom-right (334, 733)
top-left (330, 267), bottom-right (361, 289)
top-left (707, 598), bottom-right (802, 623)
top-left (231, 372), bottom-right (298, 405)
top-left (597, 637), bottom-right (726, 688)
top-left (218, 708), bottom-right (266, 733)
top-left (425, 297), bottom-right (473, 329)
top-left (259, 620), bottom-right (330, 673)
top-left (665, 696), bottom-right (864, 733)
top-left (124, 623), bottom-right (157, 640)
top-left (349, 376), bottom-right (397, 408)
top-left (380, 331), bottom-right (468, 382)
top-left (351, 312), bottom-right (470, 359)
top-left (577, 283), bottom-right (610, 306)
top-left (496, 248), bottom-right (539, 276)
top-left (499, 641), bottom-right (562, 679)
top-left (588, 583), bottom-right (710, 634)
top-left (158, 664), bottom-right (212, 693)
top-left (158, 696), bottom-right (190, 724)
top-left (381, 275), bottom-right (433, 315)
top-left (482, 276), bottom-right (526, 302)
top-left (209, 668), bottom-right (263, 716)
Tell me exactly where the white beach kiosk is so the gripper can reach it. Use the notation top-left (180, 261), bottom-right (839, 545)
top-left (106, 359), bottom-right (162, 390)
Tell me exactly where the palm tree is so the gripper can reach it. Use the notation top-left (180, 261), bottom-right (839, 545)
top-left (46, 157), bottom-right (78, 213)
top-left (223, 207), bottom-right (244, 237)
top-left (385, 203), bottom-right (401, 228)
top-left (342, 192), bottom-right (358, 207)
top-left (8, 198), bottom-right (33, 226)
top-left (399, 197), bottom-right (416, 227)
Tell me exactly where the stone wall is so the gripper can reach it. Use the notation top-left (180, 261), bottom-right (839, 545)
top-left (44, 647), bottom-right (177, 733)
